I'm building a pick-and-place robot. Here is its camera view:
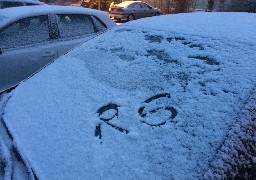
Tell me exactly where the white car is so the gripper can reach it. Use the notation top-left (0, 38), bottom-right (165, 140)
top-left (1, 13), bottom-right (256, 179)
top-left (0, 0), bottom-right (44, 9)
top-left (0, 5), bottom-right (116, 93)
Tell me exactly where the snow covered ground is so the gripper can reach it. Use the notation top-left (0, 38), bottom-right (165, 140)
top-left (1, 12), bottom-right (256, 179)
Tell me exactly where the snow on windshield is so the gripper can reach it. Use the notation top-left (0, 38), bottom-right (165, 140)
top-left (2, 13), bottom-right (256, 179)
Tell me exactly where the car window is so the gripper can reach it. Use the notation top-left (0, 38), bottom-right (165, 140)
top-left (91, 15), bottom-right (107, 32)
top-left (0, 1), bottom-right (23, 8)
top-left (0, 15), bottom-right (49, 49)
top-left (57, 14), bottom-right (95, 39)
top-left (140, 3), bottom-right (151, 10)
top-left (128, 3), bottom-right (142, 9)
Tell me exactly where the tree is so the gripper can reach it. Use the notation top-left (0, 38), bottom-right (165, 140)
top-left (207, 0), bottom-right (215, 11)
top-left (80, 0), bottom-right (114, 11)
top-left (247, 0), bottom-right (256, 12)
top-left (218, 0), bottom-right (225, 11)
top-left (174, 0), bottom-right (189, 13)
top-left (227, 0), bottom-right (256, 12)
top-left (173, 0), bottom-right (200, 13)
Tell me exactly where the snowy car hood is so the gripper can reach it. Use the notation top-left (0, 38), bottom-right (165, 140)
top-left (2, 13), bottom-right (256, 179)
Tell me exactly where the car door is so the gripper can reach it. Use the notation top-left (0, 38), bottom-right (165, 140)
top-left (128, 3), bottom-right (144, 19)
top-left (50, 13), bottom-right (106, 57)
top-left (0, 15), bottom-right (58, 92)
top-left (140, 3), bottom-right (155, 17)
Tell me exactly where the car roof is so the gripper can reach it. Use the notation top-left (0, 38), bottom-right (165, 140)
top-left (116, 0), bottom-right (142, 6)
top-left (0, 5), bottom-right (115, 28)
top-left (2, 13), bottom-right (256, 179)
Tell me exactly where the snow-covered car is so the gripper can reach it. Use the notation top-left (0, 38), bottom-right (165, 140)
top-left (110, 1), bottom-right (162, 22)
top-left (0, 5), bottom-right (116, 93)
top-left (1, 13), bottom-right (256, 179)
top-left (0, 0), bottom-right (44, 9)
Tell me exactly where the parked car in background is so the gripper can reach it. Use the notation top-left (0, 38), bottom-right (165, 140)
top-left (110, 1), bottom-right (162, 22)
top-left (108, 1), bottom-right (115, 12)
top-left (0, 0), bottom-right (44, 9)
top-left (0, 5), bottom-right (116, 93)
top-left (1, 13), bottom-right (255, 179)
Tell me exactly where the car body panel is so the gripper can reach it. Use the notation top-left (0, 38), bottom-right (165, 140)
top-left (0, 44), bottom-right (58, 92)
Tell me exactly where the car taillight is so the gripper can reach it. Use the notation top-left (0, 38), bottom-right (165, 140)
top-left (117, 8), bottom-right (124, 12)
